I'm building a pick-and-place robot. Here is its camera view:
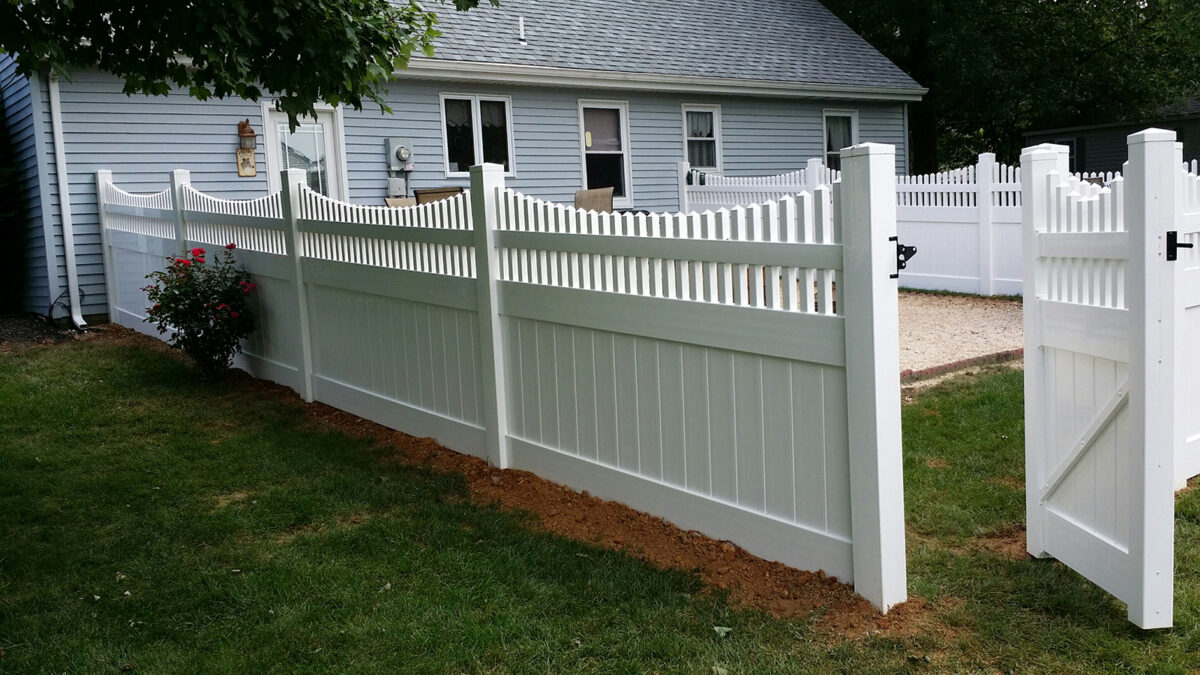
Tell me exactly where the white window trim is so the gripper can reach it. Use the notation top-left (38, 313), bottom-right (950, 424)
top-left (439, 93), bottom-right (517, 178)
top-left (681, 104), bottom-right (723, 173)
top-left (578, 99), bottom-right (634, 209)
top-left (822, 108), bottom-right (860, 165)
top-left (260, 100), bottom-right (350, 201)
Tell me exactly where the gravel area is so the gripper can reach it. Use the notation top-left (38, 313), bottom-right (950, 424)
top-left (898, 292), bottom-right (1023, 373)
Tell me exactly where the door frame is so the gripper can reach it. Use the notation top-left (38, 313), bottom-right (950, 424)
top-left (260, 100), bottom-right (350, 201)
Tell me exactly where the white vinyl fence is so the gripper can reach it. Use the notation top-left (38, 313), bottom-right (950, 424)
top-left (680, 154), bottom-right (1143, 296)
top-left (98, 143), bottom-right (909, 611)
top-left (1020, 130), bottom-right (1200, 629)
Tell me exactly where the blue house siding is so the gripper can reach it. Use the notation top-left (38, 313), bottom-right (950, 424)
top-left (0, 57), bottom-right (51, 313)
top-left (40, 69), bottom-right (911, 318)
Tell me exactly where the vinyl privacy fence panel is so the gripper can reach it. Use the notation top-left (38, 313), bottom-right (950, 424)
top-left (97, 144), bottom-right (907, 611)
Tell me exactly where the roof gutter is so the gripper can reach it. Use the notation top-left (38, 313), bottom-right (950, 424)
top-left (47, 72), bottom-right (87, 328)
top-left (397, 58), bottom-right (927, 102)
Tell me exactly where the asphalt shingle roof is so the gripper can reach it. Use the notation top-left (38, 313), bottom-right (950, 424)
top-left (429, 0), bottom-right (922, 92)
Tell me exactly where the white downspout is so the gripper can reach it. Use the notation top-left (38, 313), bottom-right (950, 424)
top-left (47, 72), bottom-right (86, 328)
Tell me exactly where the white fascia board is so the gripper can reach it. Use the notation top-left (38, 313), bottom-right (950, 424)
top-left (397, 58), bottom-right (927, 102)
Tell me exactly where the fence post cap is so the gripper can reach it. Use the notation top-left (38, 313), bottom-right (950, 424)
top-left (841, 142), bottom-right (895, 158)
top-left (1127, 128), bottom-right (1177, 145)
top-left (1021, 143), bottom-right (1070, 159)
top-left (470, 163), bottom-right (505, 176)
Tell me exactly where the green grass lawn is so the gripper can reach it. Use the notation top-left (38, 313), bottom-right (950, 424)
top-left (2, 337), bottom-right (1200, 672)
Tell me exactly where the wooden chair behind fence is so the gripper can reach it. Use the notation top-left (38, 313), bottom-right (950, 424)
top-left (413, 186), bottom-right (464, 204)
top-left (573, 187), bottom-right (614, 213)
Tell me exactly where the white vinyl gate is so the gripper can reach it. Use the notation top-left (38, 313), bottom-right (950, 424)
top-left (1022, 130), bottom-right (1177, 629)
top-left (1173, 163), bottom-right (1200, 486)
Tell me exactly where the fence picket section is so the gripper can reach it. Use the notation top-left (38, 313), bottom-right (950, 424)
top-left (97, 154), bottom-right (906, 613)
top-left (680, 153), bottom-right (1136, 296)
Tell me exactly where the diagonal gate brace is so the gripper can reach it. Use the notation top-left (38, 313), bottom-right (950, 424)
top-left (1040, 379), bottom-right (1130, 503)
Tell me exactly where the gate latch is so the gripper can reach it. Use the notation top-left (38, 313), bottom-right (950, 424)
top-left (1167, 230), bottom-right (1193, 261)
top-left (890, 236), bottom-right (918, 279)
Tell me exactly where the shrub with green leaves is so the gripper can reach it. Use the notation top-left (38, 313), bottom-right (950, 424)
top-left (143, 244), bottom-right (255, 377)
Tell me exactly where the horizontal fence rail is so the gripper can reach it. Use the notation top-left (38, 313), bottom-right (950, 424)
top-left (97, 151), bottom-right (909, 612)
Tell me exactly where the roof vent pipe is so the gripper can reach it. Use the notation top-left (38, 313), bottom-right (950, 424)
top-left (518, 16), bottom-right (527, 44)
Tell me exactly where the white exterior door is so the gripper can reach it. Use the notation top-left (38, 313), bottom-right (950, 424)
top-left (264, 109), bottom-right (345, 200)
top-left (1022, 132), bottom-right (1176, 630)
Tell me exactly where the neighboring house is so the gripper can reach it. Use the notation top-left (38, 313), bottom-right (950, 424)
top-left (0, 0), bottom-right (924, 323)
top-left (1024, 99), bottom-right (1200, 173)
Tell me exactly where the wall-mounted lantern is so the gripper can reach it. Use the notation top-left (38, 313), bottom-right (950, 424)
top-left (238, 119), bottom-right (257, 149)
top-left (236, 119), bottom-right (258, 177)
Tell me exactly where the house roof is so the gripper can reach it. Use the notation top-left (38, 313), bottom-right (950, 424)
top-left (415, 0), bottom-right (924, 99)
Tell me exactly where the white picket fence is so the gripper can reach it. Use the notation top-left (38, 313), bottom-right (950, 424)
top-left (1020, 130), bottom-right (1200, 630)
top-left (679, 154), bottom-right (1144, 296)
top-left (97, 143), bottom-right (909, 611)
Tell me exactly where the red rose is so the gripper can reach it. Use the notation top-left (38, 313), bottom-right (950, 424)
top-left (195, 257), bottom-right (206, 263)
top-left (217, 303), bottom-right (228, 310)
top-left (230, 312), bottom-right (239, 319)
top-left (191, 247), bottom-right (206, 257)
top-left (247, 282), bottom-right (256, 290)
top-left (225, 243), bottom-right (236, 250)
top-left (179, 259), bottom-right (192, 266)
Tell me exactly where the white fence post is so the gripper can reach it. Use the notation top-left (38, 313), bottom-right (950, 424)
top-left (95, 170), bottom-right (118, 319)
top-left (677, 161), bottom-right (691, 213)
top-left (470, 163), bottom-right (512, 469)
top-left (169, 169), bottom-right (190, 251)
top-left (805, 157), bottom-right (825, 191)
top-left (1124, 128), bottom-right (1177, 627)
top-left (1020, 143), bottom-right (1069, 558)
top-left (838, 142), bottom-right (907, 611)
top-left (976, 152), bottom-right (996, 295)
top-left (280, 168), bottom-right (315, 403)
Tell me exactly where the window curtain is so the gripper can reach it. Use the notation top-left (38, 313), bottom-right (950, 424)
top-left (826, 116), bottom-right (853, 153)
top-left (584, 108), bottom-right (622, 151)
top-left (444, 98), bottom-right (475, 172)
top-left (686, 111), bottom-right (713, 139)
top-left (479, 100), bottom-right (509, 169)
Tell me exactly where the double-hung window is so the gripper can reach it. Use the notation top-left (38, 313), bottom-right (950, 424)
top-left (579, 101), bottom-right (633, 208)
top-left (823, 110), bottom-right (859, 170)
top-left (441, 94), bottom-right (514, 176)
top-left (682, 105), bottom-right (722, 171)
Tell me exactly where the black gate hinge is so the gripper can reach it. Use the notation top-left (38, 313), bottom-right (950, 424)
top-left (890, 236), bottom-right (918, 279)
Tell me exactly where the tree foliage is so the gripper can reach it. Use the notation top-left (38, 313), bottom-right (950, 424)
top-left (822, 0), bottom-right (1200, 169)
top-left (1, 0), bottom-right (493, 126)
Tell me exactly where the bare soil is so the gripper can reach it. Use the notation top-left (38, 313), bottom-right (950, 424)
top-left (0, 314), bottom-right (81, 354)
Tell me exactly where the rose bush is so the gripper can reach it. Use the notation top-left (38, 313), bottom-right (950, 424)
top-left (143, 244), bottom-right (255, 377)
